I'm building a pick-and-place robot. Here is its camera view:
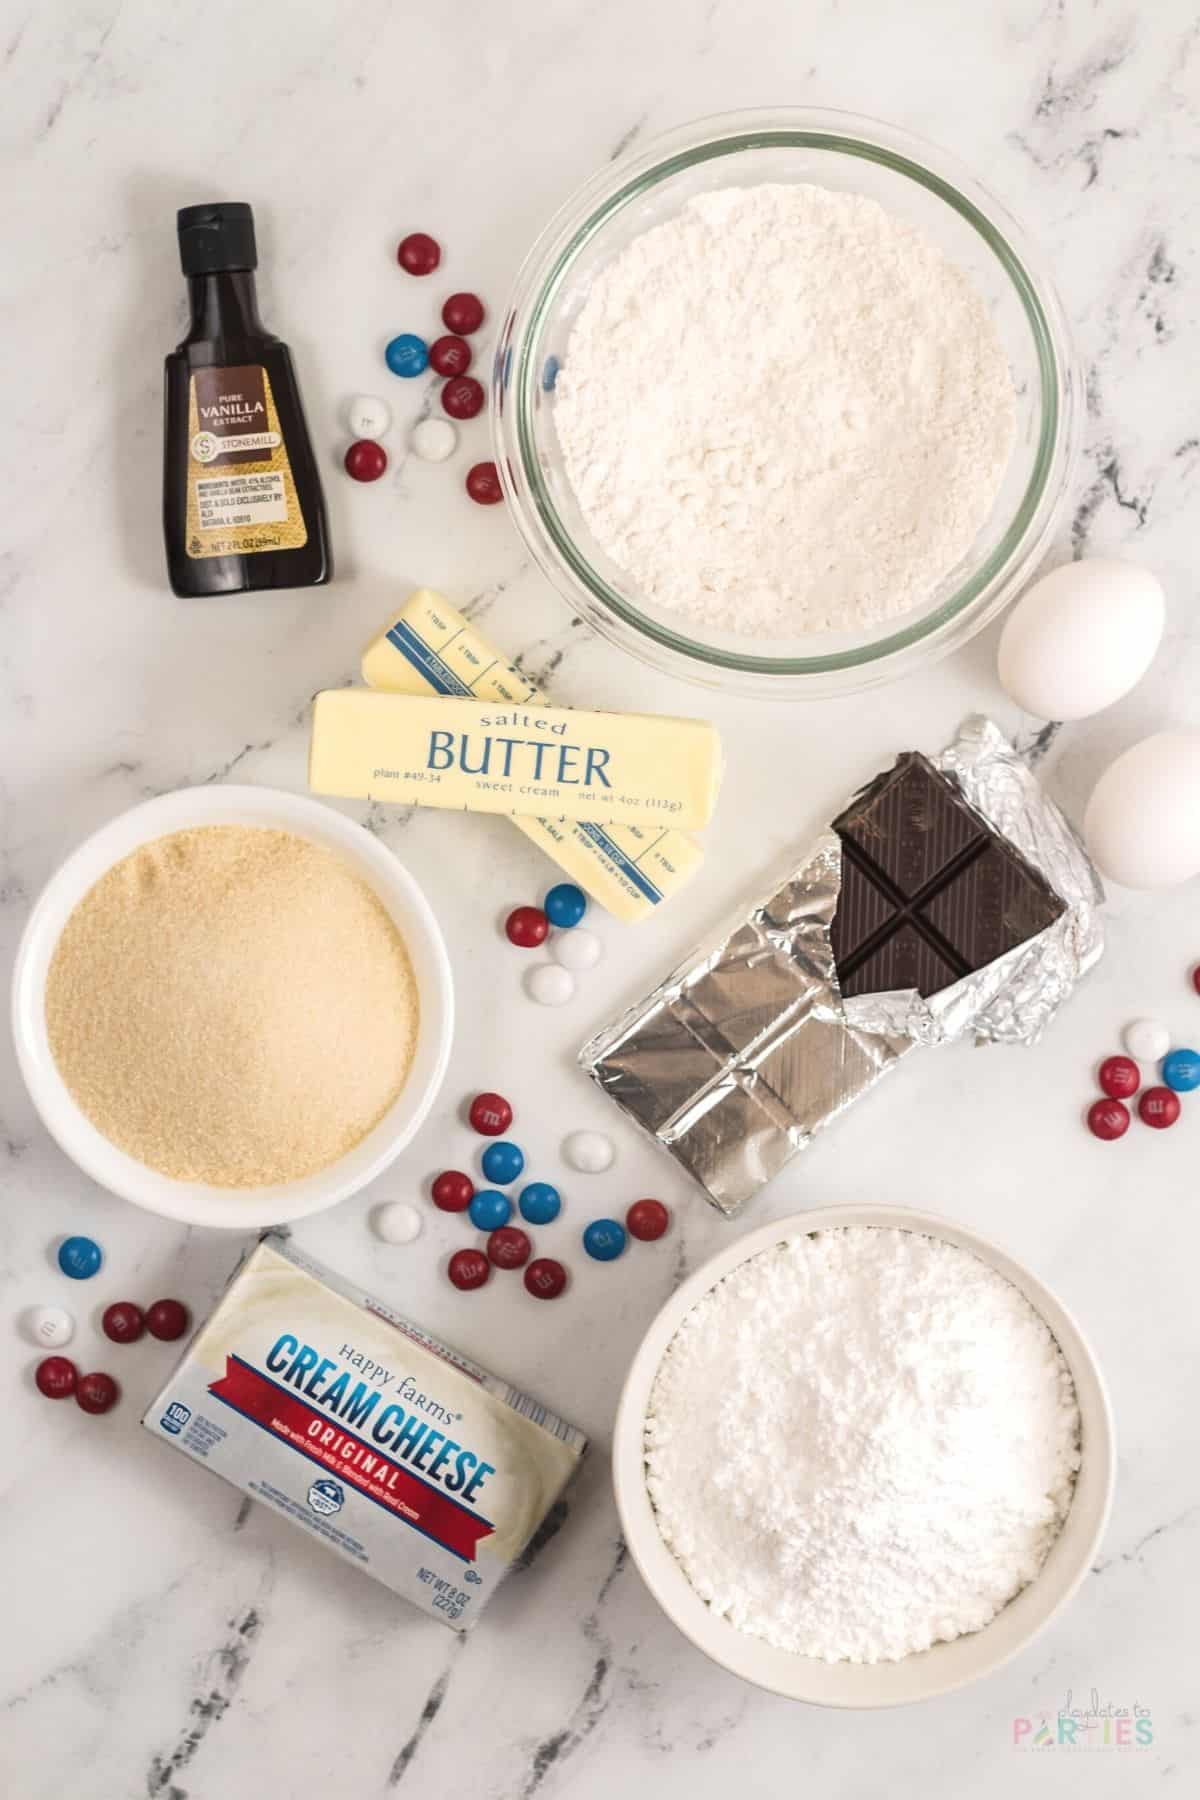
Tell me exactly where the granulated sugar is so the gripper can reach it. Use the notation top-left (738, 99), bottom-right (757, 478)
top-left (554, 184), bottom-right (1016, 638)
top-left (45, 826), bottom-right (419, 1186)
top-left (645, 1228), bottom-right (1080, 1664)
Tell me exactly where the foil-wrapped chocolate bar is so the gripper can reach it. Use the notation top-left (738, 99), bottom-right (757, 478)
top-left (580, 718), bottom-right (1104, 1216)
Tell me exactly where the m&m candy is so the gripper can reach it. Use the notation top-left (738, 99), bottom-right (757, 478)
top-left (410, 418), bottom-right (457, 463)
top-left (481, 1141), bottom-right (525, 1185)
top-left (397, 232), bottom-right (441, 275)
top-left (448, 1248), bottom-right (490, 1291)
top-left (102, 1302), bottom-right (145, 1344)
top-left (469, 1091), bottom-right (513, 1136)
top-left (57, 1236), bottom-right (102, 1280)
top-left (76, 1371), bottom-right (119, 1414)
top-left (552, 929), bottom-right (602, 973)
top-left (441, 292), bottom-right (485, 335)
top-left (372, 1202), bottom-right (423, 1245)
top-left (26, 1306), bottom-right (74, 1349)
top-left (35, 1356), bottom-right (78, 1399)
top-left (518, 1182), bottom-right (561, 1225)
top-left (442, 376), bottom-right (484, 420)
top-left (1098, 1055), bottom-right (1139, 1100)
top-left (430, 334), bottom-right (472, 377)
top-left (346, 394), bottom-right (391, 439)
top-left (1123, 1018), bottom-right (1169, 1062)
top-left (465, 461), bottom-right (503, 505)
top-left (1139, 1086), bottom-right (1181, 1129)
top-left (469, 1189), bottom-right (512, 1232)
top-left (146, 1299), bottom-right (191, 1342)
top-left (562, 1130), bottom-right (614, 1174)
top-left (627, 1199), bottom-right (670, 1241)
top-left (1162, 1047), bottom-right (1200, 1093)
top-left (432, 1170), bottom-right (475, 1212)
top-left (487, 1227), bottom-right (531, 1270)
top-left (524, 1258), bottom-right (567, 1299)
top-left (385, 333), bottom-right (429, 378)
top-left (1087, 1099), bottom-right (1130, 1141)
top-left (526, 965), bottom-right (575, 1007)
top-left (506, 906), bottom-right (549, 949)
top-left (544, 883), bottom-right (587, 929)
top-left (582, 1219), bottom-right (627, 1262)
top-left (344, 439), bottom-right (388, 482)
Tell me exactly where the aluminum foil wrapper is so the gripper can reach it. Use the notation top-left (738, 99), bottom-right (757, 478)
top-left (580, 716), bottom-right (1104, 1216)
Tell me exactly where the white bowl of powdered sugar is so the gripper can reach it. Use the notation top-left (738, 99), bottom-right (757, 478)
top-left (613, 1206), bottom-right (1114, 1706)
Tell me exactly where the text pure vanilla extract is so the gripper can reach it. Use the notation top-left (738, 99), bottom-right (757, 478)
top-left (163, 203), bottom-right (331, 596)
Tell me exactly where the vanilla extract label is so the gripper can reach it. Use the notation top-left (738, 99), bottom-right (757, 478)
top-left (185, 364), bottom-right (307, 557)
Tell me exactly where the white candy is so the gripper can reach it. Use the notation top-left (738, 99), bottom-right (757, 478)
top-left (410, 418), bottom-right (458, 463)
top-left (1123, 1018), bottom-right (1170, 1064)
top-left (526, 963), bottom-right (576, 1007)
top-left (551, 928), bottom-right (602, 973)
top-left (26, 1305), bottom-right (74, 1349)
top-left (562, 1129), bottom-right (615, 1174)
top-left (347, 394), bottom-right (392, 440)
top-left (371, 1201), bottom-right (423, 1245)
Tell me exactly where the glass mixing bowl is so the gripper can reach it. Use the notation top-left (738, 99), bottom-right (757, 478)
top-left (493, 108), bottom-right (1079, 699)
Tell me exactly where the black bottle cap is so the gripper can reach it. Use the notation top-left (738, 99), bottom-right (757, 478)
top-left (177, 202), bottom-right (257, 276)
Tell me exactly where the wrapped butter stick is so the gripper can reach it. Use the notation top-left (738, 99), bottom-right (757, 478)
top-left (580, 718), bottom-right (1103, 1216)
top-left (361, 591), bottom-right (705, 922)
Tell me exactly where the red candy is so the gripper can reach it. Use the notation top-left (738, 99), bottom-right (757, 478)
top-left (505, 906), bottom-right (549, 949)
top-left (102, 1301), bottom-right (145, 1344)
top-left (1139, 1086), bottom-right (1181, 1129)
top-left (441, 292), bottom-right (485, 335)
top-left (76, 1372), bottom-right (119, 1414)
top-left (448, 1248), bottom-right (490, 1291)
top-left (469, 1091), bottom-right (513, 1136)
top-left (35, 1355), bottom-right (78, 1399)
top-left (466, 461), bottom-right (503, 506)
top-left (432, 1170), bottom-right (475, 1212)
top-left (429, 334), bottom-right (472, 377)
top-left (524, 1258), bottom-right (567, 1300)
top-left (146, 1298), bottom-right (191, 1342)
top-left (1098, 1055), bottom-right (1140, 1101)
top-left (1087, 1098), bottom-right (1130, 1141)
top-left (344, 439), bottom-right (388, 482)
top-left (1192, 964), bottom-right (1200, 996)
top-left (626, 1199), bottom-right (671, 1242)
top-left (397, 232), bottom-right (441, 276)
top-left (487, 1226), bottom-right (531, 1270)
top-left (442, 376), bottom-right (484, 421)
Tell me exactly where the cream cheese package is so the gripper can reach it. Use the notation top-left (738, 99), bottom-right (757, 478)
top-left (142, 1237), bottom-right (587, 1628)
top-left (309, 686), bottom-right (721, 829)
top-left (360, 590), bottom-right (706, 922)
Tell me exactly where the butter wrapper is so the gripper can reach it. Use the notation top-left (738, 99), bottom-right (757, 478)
top-left (580, 717), bottom-right (1103, 1216)
top-left (309, 687), bottom-right (721, 830)
top-left (143, 1236), bottom-right (586, 1628)
top-left (361, 591), bottom-right (705, 922)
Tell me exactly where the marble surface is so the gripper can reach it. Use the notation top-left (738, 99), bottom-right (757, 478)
top-left (3, 2), bottom-right (1199, 1794)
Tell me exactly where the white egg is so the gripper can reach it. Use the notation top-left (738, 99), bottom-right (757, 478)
top-left (1084, 731), bottom-right (1200, 888)
top-left (997, 558), bottom-right (1165, 721)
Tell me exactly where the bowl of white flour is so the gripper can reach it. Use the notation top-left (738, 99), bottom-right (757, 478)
top-left (612, 1206), bottom-right (1114, 1705)
top-left (494, 110), bottom-right (1077, 697)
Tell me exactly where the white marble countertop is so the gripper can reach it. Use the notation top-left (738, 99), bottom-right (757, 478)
top-left (3, 2), bottom-right (1199, 1794)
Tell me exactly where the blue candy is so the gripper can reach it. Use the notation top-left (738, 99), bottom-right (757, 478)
top-left (1162, 1047), bottom-right (1200, 1093)
top-left (519, 1182), bottom-right (561, 1225)
top-left (544, 883), bottom-right (587, 930)
top-left (469, 1189), bottom-right (512, 1232)
top-left (481, 1140), bottom-right (525, 1185)
top-left (385, 333), bottom-right (429, 378)
top-left (541, 354), bottom-right (560, 393)
top-left (57, 1235), bottom-right (102, 1280)
top-left (582, 1218), bottom-right (627, 1262)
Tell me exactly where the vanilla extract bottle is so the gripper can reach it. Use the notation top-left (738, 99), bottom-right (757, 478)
top-left (163, 202), bottom-right (331, 596)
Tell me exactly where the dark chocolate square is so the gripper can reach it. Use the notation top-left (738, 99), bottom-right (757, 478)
top-left (830, 752), bottom-right (1066, 1000)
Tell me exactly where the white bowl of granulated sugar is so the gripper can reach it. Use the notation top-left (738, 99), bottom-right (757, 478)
top-left (613, 1205), bottom-right (1114, 1706)
top-left (12, 787), bottom-right (453, 1228)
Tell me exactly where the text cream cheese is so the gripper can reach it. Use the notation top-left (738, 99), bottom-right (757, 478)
top-left (143, 1236), bottom-right (586, 1627)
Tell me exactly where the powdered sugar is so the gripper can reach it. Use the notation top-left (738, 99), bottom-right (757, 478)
top-left (554, 184), bottom-right (1016, 638)
top-left (645, 1228), bottom-right (1080, 1664)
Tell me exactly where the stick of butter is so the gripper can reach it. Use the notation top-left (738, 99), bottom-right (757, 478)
top-left (310, 683), bottom-right (721, 830)
top-left (360, 592), bottom-right (707, 923)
